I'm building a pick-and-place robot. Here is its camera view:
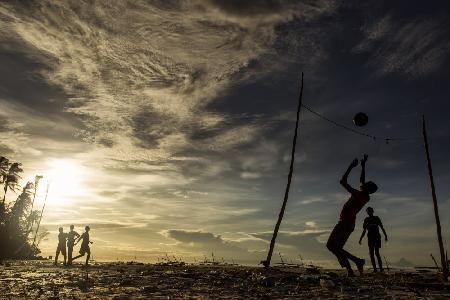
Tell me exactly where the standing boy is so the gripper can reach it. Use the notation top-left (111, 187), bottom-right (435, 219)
top-left (359, 207), bottom-right (388, 272)
top-left (54, 227), bottom-right (68, 266)
top-left (326, 154), bottom-right (378, 277)
top-left (67, 224), bottom-right (80, 265)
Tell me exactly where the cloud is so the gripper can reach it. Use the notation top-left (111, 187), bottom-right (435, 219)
top-left (161, 229), bottom-right (249, 256)
top-left (250, 229), bottom-right (330, 259)
top-left (0, 0), bottom-right (339, 163)
top-left (159, 228), bottom-right (333, 263)
top-left (305, 221), bottom-right (317, 228)
top-left (240, 172), bottom-right (262, 179)
top-left (355, 14), bottom-right (450, 77)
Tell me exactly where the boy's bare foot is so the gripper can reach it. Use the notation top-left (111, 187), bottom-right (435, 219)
top-left (356, 259), bottom-right (365, 275)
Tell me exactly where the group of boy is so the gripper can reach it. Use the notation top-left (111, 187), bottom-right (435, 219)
top-left (53, 155), bottom-right (387, 275)
top-left (55, 225), bottom-right (92, 266)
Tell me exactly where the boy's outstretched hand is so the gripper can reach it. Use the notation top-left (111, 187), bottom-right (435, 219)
top-left (349, 158), bottom-right (359, 168)
top-left (361, 154), bottom-right (368, 165)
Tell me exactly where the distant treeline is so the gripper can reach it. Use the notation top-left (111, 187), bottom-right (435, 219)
top-left (0, 155), bottom-right (48, 261)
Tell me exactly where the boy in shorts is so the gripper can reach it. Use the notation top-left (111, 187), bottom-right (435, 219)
top-left (326, 154), bottom-right (378, 277)
top-left (54, 227), bottom-right (68, 266)
top-left (72, 226), bottom-right (93, 266)
top-left (359, 207), bottom-right (388, 272)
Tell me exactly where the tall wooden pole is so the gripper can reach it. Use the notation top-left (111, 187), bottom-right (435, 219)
top-left (26, 175), bottom-right (43, 237)
top-left (422, 115), bottom-right (448, 280)
top-left (261, 73), bottom-right (304, 268)
top-left (32, 183), bottom-right (49, 247)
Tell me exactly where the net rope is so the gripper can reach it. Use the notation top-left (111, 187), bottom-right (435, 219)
top-left (301, 103), bottom-right (420, 144)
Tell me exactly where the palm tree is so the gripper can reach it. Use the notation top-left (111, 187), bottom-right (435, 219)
top-left (0, 156), bottom-right (10, 218)
top-left (0, 156), bottom-right (9, 184)
top-left (2, 162), bottom-right (23, 206)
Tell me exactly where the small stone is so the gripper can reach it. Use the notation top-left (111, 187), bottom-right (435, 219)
top-left (320, 279), bottom-right (335, 289)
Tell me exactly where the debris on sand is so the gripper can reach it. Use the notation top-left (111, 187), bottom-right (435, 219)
top-left (1, 261), bottom-right (450, 299)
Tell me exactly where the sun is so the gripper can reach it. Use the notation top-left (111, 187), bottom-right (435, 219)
top-left (40, 159), bottom-right (84, 206)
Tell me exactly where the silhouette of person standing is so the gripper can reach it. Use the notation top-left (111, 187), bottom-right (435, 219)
top-left (359, 207), bottom-right (388, 272)
top-left (326, 154), bottom-right (378, 277)
top-left (67, 225), bottom-right (80, 265)
top-left (72, 226), bottom-right (92, 266)
top-left (54, 227), bottom-right (68, 266)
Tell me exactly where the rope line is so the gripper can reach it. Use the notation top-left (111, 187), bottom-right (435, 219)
top-left (301, 103), bottom-right (419, 144)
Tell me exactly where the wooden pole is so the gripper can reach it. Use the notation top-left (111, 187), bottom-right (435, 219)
top-left (446, 250), bottom-right (449, 271)
top-left (422, 115), bottom-right (448, 280)
top-left (26, 175), bottom-right (43, 238)
top-left (32, 183), bottom-right (49, 247)
top-left (261, 73), bottom-right (304, 268)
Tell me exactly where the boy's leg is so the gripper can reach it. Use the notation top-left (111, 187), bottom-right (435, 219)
top-left (72, 253), bottom-right (84, 261)
top-left (63, 249), bottom-right (67, 265)
top-left (85, 249), bottom-right (90, 266)
top-left (342, 249), bottom-right (363, 264)
top-left (337, 223), bottom-right (365, 274)
top-left (67, 245), bottom-right (72, 265)
top-left (327, 223), bottom-right (355, 276)
top-left (54, 247), bottom-right (60, 265)
top-left (333, 249), bottom-right (354, 276)
top-left (342, 249), bottom-right (365, 274)
top-left (369, 245), bottom-right (377, 271)
top-left (375, 248), bottom-right (383, 271)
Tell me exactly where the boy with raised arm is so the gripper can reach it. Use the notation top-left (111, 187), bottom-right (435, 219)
top-left (326, 154), bottom-right (378, 277)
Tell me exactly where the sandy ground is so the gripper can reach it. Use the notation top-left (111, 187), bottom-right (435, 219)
top-left (0, 260), bottom-right (449, 299)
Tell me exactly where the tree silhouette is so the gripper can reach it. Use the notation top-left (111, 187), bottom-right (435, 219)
top-left (0, 156), bottom-right (43, 261)
top-left (0, 156), bottom-right (9, 183)
top-left (0, 156), bottom-right (10, 217)
top-left (2, 162), bottom-right (23, 206)
top-left (5, 182), bottom-right (42, 258)
top-left (8, 182), bottom-right (34, 235)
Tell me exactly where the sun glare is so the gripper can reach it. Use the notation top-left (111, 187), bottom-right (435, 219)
top-left (38, 159), bottom-right (85, 206)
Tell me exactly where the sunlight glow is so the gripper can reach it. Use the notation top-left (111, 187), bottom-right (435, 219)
top-left (39, 159), bottom-right (85, 206)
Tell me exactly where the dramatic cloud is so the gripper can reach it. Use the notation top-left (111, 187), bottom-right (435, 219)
top-left (355, 14), bottom-right (450, 77)
top-left (0, 0), bottom-right (338, 162)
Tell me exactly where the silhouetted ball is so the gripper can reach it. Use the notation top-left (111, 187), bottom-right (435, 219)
top-left (353, 112), bottom-right (368, 127)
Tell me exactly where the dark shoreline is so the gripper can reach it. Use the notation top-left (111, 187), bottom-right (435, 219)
top-left (1, 260), bottom-right (449, 299)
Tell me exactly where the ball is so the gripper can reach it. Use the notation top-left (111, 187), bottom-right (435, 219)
top-left (353, 112), bottom-right (368, 127)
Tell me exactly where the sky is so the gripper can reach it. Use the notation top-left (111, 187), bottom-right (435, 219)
top-left (1, 0), bottom-right (450, 267)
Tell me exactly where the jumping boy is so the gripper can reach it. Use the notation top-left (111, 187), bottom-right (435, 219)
top-left (359, 207), bottom-right (388, 272)
top-left (54, 227), bottom-right (68, 266)
top-left (72, 226), bottom-right (93, 266)
top-left (67, 224), bottom-right (80, 265)
top-left (327, 154), bottom-right (378, 277)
